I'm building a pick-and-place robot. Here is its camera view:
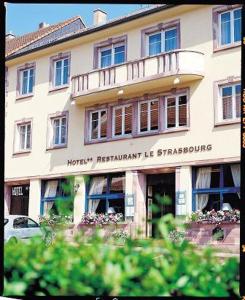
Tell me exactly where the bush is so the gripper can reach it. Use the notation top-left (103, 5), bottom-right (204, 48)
top-left (4, 214), bottom-right (239, 297)
top-left (189, 209), bottom-right (240, 224)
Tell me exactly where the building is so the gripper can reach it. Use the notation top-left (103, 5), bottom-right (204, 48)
top-left (5, 4), bottom-right (241, 237)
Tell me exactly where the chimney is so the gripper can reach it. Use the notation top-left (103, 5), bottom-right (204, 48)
top-left (39, 22), bottom-right (49, 30)
top-left (93, 9), bottom-right (107, 26)
top-left (6, 32), bottom-right (15, 40)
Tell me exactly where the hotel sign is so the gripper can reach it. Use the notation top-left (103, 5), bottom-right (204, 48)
top-left (67, 144), bottom-right (212, 166)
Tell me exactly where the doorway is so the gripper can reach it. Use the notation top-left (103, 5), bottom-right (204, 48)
top-left (10, 185), bottom-right (29, 215)
top-left (146, 173), bottom-right (175, 237)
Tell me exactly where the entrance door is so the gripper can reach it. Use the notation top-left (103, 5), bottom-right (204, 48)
top-left (10, 185), bottom-right (29, 215)
top-left (147, 173), bottom-right (175, 237)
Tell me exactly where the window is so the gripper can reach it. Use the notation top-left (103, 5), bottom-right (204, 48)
top-left (87, 173), bottom-right (125, 217)
top-left (41, 178), bottom-right (73, 218)
top-left (13, 217), bottom-right (39, 229)
top-left (192, 164), bottom-right (240, 212)
top-left (220, 83), bottom-right (241, 120)
top-left (166, 95), bottom-right (187, 128)
top-left (90, 109), bottom-right (107, 140)
top-left (148, 27), bottom-right (177, 55)
top-left (15, 122), bottom-right (32, 152)
top-left (20, 68), bottom-right (34, 95)
top-left (219, 8), bottom-right (241, 46)
top-left (138, 100), bottom-right (159, 133)
top-left (50, 53), bottom-right (71, 90)
top-left (52, 116), bottom-right (67, 146)
top-left (112, 104), bottom-right (132, 137)
top-left (100, 43), bottom-right (125, 68)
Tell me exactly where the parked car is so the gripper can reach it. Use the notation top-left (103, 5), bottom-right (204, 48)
top-left (4, 215), bottom-right (43, 243)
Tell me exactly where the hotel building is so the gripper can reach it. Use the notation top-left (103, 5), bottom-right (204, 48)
top-left (5, 4), bottom-right (241, 236)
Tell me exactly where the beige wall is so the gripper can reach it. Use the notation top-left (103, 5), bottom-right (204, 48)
top-left (5, 5), bottom-right (240, 180)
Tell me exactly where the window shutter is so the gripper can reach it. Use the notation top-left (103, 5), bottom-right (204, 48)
top-left (140, 103), bottom-right (148, 131)
top-left (114, 108), bottom-right (122, 135)
top-left (124, 105), bottom-right (132, 134)
top-left (150, 101), bottom-right (158, 130)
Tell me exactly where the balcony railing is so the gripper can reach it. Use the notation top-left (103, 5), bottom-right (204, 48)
top-left (71, 49), bottom-right (204, 99)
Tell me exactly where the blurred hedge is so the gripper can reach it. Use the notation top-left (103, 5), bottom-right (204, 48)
top-left (4, 214), bottom-right (239, 297)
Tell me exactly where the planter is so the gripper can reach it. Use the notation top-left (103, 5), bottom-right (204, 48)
top-left (185, 222), bottom-right (240, 253)
top-left (75, 223), bottom-right (129, 239)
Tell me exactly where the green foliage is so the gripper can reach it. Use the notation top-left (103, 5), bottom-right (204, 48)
top-left (4, 213), bottom-right (239, 297)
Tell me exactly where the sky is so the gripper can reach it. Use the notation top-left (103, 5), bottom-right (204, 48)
top-left (5, 3), bottom-right (148, 37)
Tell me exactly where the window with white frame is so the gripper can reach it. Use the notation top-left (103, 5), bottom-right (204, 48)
top-left (219, 8), bottom-right (241, 46)
top-left (112, 104), bottom-right (132, 137)
top-left (219, 83), bottom-right (241, 121)
top-left (148, 27), bottom-right (177, 56)
top-left (166, 95), bottom-right (187, 129)
top-left (20, 68), bottom-right (34, 95)
top-left (138, 100), bottom-right (159, 133)
top-left (52, 116), bottom-right (67, 146)
top-left (17, 122), bottom-right (31, 151)
top-left (54, 58), bottom-right (69, 87)
top-left (100, 43), bottom-right (125, 68)
top-left (90, 109), bottom-right (107, 140)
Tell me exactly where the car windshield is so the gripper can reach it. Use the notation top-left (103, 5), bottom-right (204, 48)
top-left (4, 218), bottom-right (9, 225)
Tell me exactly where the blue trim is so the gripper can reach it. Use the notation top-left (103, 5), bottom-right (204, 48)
top-left (88, 193), bottom-right (124, 200)
top-left (192, 168), bottom-right (196, 211)
top-left (193, 187), bottom-right (240, 194)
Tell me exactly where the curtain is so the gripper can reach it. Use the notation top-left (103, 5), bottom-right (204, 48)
top-left (44, 201), bottom-right (54, 215)
top-left (231, 164), bottom-right (240, 198)
top-left (44, 180), bottom-right (58, 198)
top-left (195, 167), bottom-right (212, 210)
top-left (89, 177), bottom-right (106, 195)
top-left (88, 199), bottom-right (100, 213)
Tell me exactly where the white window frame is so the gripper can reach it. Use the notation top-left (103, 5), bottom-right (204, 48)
top-left (112, 104), bottom-right (132, 138)
top-left (218, 83), bottom-right (241, 122)
top-left (99, 42), bottom-right (125, 68)
top-left (147, 26), bottom-right (177, 56)
top-left (165, 94), bottom-right (187, 129)
top-left (219, 8), bottom-right (241, 46)
top-left (20, 68), bottom-right (34, 95)
top-left (89, 109), bottom-right (107, 141)
top-left (54, 58), bottom-right (69, 87)
top-left (138, 99), bottom-right (159, 134)
top-left (18, 123), bottom-right (31, 151)
top-left (52, 116), bottom-right (67, 146)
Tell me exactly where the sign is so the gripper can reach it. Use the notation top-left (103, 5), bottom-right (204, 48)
top-left (11, 186), bottom-right (23, 196)
top-left (67, 144), bottom-right (213, 166)
top-left (176, 191), bottom-right (186, 205)
top-left (125, 194), bottom-right (135, 217)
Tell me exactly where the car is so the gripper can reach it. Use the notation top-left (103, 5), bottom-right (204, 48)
top-left (4, 215), bottom-right (43, 243)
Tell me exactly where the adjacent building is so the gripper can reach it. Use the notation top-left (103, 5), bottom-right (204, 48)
top-left (5, 4), bottom-right (241, 237)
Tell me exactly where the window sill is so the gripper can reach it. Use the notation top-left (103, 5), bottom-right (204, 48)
top-left (46, 144), bottom-right (67, 151)
top-left (48, 84), bottom-right (69, 93)
top-left (13, 150), bottom-right (31, 156)
top-left (214, 120), bottom-right (240, 127)
top-left (16, 93), bottom-right (34, 101)
top-left (163, 127), bottom-right (190, 134)
top-left (213, 42), bottom-right (241, 53)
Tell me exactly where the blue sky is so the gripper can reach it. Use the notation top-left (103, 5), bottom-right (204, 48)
top-left (6, 3), bottom-right (146, 36)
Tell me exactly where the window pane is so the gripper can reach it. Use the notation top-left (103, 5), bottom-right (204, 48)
top-left (101, 49), bottom-right (112, 67)
top-left (22, 70), bottom-right (28, 94)
top-left (235, 84), bottom-right (241, 118)
top-left (13, 217), bottom-right (28, 229)
top-left (55, 61), bottom-right (62, 86)
top-left (221, 12), bottom-right (231, 45)
top-left (108, 198), bottom-right (125, 216)
top-left (110, 174), bottom-right (125, 194)
top-left (63, 64), bottom-right (69, 85)
top-left (150, 101), bottom-right (158, 130)
top-left (124, 105), bottom-right (132, 134)
top-left (167, 98), bottom-right (176, 128)
top-left (179, 95), bottom-right (187, 126)
top-left (223, 193), bottom-right (240, 210)
top-left (140, 103), bottom-right (148, 132)
top-left (114, 45), bottom-right (125, 64)
top-left (195, 193), bottom-right (220, 212)
top-left (165, 28), bottom-right (177, 51)
top-left (26, 130), bottom-right (31, 149)
top-left (100, 111), bottom-right (107, 138)
top-left (149, 33), bottom-right (161, 55)
top-left (234, 9), bottom-right (241, 42)
top-left (91, 112), bottom-right (99, 139)
top-left (222, 86), bottom-right (233, 119)
top-left (114, 108), bottom-right (122, 136)
top-left (61, 124), bottom-right (66, 144)
top-left (28, 69), bottom-right (34, 93)
top-left (89, 176), bottom-right (107, 195)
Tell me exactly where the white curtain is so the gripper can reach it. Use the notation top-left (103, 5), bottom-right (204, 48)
top-left (196, 167), bottom-right (212, 210)
top-left (89, 177), bottom-right (106, 195)
top-left (44, 180), bottom-right (58, 198)
top-left (44, 201), bottom-right (54, 215)
top-left (88, 199), bottom-right (100, 213)
top-left (231, 164), bottom-right (240, 198)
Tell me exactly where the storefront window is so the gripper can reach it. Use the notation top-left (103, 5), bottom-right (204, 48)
top-left (193, 163), bottom-right (240, 211)
top-left (87, 173), bottom-right (125, 217)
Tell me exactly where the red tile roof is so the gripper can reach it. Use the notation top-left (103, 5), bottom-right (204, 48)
top-left (5, 16), bottom-right (82, 57)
